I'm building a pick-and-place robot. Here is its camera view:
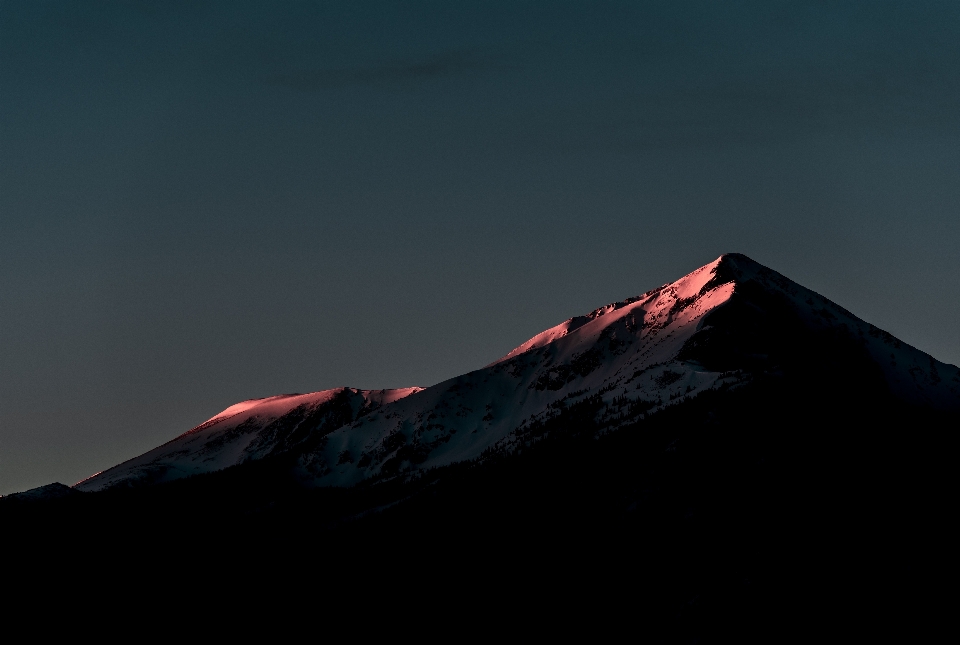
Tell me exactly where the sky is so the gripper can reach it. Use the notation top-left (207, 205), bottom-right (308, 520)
top-left (2, 0), bottom-right (959, 494)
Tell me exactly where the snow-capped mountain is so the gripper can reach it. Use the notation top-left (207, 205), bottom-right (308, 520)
top-left (75, 254), bottom-right (960, 492)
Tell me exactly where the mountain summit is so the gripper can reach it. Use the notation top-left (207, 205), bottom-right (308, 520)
top-left (75, 253), bottom-right (959, 492)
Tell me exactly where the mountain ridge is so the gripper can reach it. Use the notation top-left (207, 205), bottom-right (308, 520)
top-left (74, 386), bottom-right (424, 491)
top-left (73, 253), bottom-right (960, 492)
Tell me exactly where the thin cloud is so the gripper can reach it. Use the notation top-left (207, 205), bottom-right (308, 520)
top-left (265, 50), bottom-right (483, 91)
top-left (519, 63), bottom-right (960, 155)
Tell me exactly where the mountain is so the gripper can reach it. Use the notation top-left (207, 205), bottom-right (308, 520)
top-left (74, 253), bottom-right (959, 492)
top-left (1, 482), bottom-right (80, 502)
top-left (10, 253), bottom-right (957, 637)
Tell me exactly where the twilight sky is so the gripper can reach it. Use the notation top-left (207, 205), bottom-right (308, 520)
top-left (2, 1), bottom-right (959, 494)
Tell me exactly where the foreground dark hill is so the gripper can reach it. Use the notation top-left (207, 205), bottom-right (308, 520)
top-left (7, 357), bottom-right (953, 636)
top-left (5, 254), bottom-right (956, 637)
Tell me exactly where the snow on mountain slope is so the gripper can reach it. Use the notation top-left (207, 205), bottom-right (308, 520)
top-left (300, 253), bottom-right (959, 487)
top-left (75, 254), bottom-right (960, 492)
top-left (75, 387), bottom-right (422, 491)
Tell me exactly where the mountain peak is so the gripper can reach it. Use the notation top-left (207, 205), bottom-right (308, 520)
top-left (492, 253), bottom-right (751, 366)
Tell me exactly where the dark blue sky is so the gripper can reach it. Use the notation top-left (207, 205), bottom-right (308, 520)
top-left (2, 1), bottom-right (959, 494)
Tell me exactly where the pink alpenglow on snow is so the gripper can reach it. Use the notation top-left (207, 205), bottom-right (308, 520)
top-left (75, 387), bottom-right (424, 491)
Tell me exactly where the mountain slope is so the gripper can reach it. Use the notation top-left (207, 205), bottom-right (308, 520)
top-left (1, 482), bottom-right (81, 502)
top-left (75, 387), bottom-right (422, 491)
top-left (75, 253), bottom-right (960, 492)
top-left (296, 253), bottom-right (958, 487)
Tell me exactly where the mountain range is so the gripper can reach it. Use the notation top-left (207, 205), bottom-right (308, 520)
top-left (69, 253), bottom-right (958, 493)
